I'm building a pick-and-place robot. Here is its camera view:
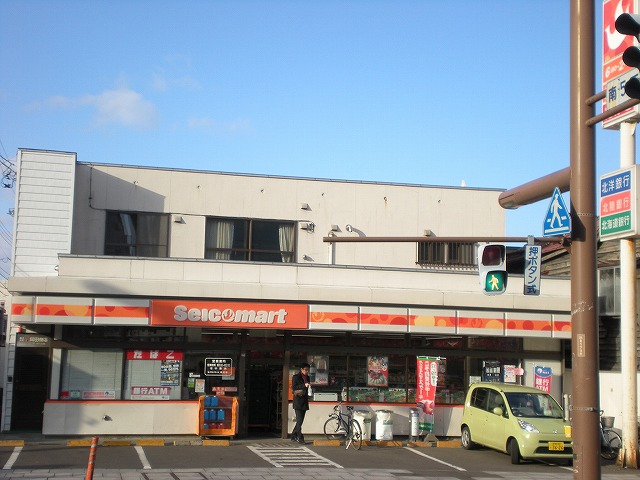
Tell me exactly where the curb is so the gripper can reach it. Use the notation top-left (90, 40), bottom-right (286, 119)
top-left (8, 437), bottom-right (461, 448)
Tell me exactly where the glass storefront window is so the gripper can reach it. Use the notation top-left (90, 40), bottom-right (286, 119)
top-left (59, 349), bottom-right (123, 400)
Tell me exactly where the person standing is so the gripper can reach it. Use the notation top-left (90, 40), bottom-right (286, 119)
top-left (291, 362), bottom-right (311, 444)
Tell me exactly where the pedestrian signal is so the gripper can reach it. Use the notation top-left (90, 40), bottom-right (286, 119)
top-left (478, 244), bottom-right (508, 295)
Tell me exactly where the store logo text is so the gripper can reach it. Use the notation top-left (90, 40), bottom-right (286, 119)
top-left (173, 306), bottom-right (288, 324)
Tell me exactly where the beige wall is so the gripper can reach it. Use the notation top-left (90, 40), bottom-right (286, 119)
top-left (71, 162), bottom-right (505, 268)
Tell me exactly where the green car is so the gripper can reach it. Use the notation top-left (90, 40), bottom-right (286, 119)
top-left (460, 382), bottom-right (573, 464)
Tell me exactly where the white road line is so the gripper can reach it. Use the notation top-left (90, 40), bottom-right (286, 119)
top-left (403, 446), bottom-right (466, 471)
top-left (134, 445), bottom-right (152, 469)
top-left (247, 445), bottom-right (343, 468)
top-left (3, 446), bottom-right (22, 470)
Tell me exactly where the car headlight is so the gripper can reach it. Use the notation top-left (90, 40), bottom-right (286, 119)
top-left (517, 419), bottom-right (539, 433)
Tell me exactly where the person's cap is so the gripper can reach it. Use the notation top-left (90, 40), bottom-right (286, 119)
top-left (300, 362), bottom-right (311, 369)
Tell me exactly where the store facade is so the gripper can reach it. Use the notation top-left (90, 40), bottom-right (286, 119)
top-left (2, 149), bottom-right (571, 437)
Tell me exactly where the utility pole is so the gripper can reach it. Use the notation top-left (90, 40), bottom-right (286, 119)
top-left (569, 2), bottom-right (600, 479)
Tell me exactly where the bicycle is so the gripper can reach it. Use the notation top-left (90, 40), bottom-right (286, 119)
top-left (600, 411), bottom-right (622, 460)
top-left (323, 401), bottom-right (363, 450)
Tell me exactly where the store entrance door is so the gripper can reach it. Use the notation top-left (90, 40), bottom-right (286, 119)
top-left (247, 362), bottom-right (283, 436)
top-left (11, 347), bottom-right (50, 430)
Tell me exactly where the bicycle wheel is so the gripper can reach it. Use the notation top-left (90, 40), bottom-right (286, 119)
top-left (346, 418), bottom-right (363, 450)
top-left (324, 416), bottom-right (347, 440)
top-left (601, 430), bottom-right (622, 460)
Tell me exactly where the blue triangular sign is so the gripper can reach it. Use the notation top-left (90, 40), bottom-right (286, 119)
top-left (543, 187), bottom-right (571, 236)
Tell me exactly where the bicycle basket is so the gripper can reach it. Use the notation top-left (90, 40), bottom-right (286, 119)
top-left (600, 416), bottom-right (615, 428)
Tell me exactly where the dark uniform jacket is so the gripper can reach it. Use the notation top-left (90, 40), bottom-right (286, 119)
top-left (291, 371), bottom-right (310, 411)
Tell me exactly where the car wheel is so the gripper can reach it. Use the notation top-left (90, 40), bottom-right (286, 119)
top-left (461, 426), bottom-right (475, 450)
top-left (509, 438), bottom-right (521, 465)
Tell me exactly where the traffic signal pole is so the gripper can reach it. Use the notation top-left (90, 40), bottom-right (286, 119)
top-left (570, 1), bottom-right (600, 478)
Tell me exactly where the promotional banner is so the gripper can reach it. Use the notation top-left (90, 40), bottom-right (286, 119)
top-left (416, 356), bottom-right (439, 433)
top-left (534, 366), bottom-right (552, 393)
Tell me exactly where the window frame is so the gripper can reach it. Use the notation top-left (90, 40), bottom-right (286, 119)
top-left (104, 211), bottom-right (169, 258)
top-left (205, 216), bottom-right (296, 263)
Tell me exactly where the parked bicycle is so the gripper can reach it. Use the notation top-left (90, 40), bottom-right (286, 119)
top-left (323, 401), bottom-right (363, 450)
top-left (600, 411), bottom-right (622, 460)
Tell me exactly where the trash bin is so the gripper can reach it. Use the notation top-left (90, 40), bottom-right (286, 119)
top-left (375, 410), bottom-right (393, 441)
top-left (409, 408), bottom-right (420, 438)
top-left (354, 410), bottom-right (372, 441)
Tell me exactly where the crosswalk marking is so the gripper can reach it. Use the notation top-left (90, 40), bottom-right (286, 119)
top-left (247, 444), bottom-right (343, 468)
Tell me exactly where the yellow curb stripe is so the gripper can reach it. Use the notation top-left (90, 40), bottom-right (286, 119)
top-left (202, 439), bottom-right (229, 446)
top-left (436, 440), bottom-right (461, 448)
top-left (0, 440), bottom-right (24, 447)
top-left (135, 439), bottom-right (165, 446)
top-left (66, 440), bottom-right (93, 447)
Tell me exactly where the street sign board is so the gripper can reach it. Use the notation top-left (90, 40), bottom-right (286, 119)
top-left (603, 0), bottom-right (640, 129)
top-left (543, 187), bottom-right (571, 236)
top-left (600, 165), bottom-right (639, 240)
top-left (524, 245), bottom-right (541, 296)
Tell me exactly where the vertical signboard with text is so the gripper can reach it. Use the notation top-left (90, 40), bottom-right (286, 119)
top-left (600, 165), bottom-right (639, 240)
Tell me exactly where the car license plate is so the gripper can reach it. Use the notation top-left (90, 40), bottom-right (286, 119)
top-left (548, 442), bottom-right (565, 451)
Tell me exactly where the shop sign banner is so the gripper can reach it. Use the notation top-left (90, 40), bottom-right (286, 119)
top-left (82, 390), bottom-right (116, 400)
top-left (131, 386), bottom-right (171, 400)
top-left (534, 366), bottom-right (552, 393)
top-left (126, 349), bottom-right (183, 361)
top-left (416, 356), bottom-right (439, 433)
top-left (367, 356), bottom-right (388, 386)
top-left (150, 300), bottom-right (309, 329)
top-left (205, 357), bottom-right (233, 376)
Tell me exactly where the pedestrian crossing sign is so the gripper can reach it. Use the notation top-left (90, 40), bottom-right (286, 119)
top-left (543, 187), bottom-right (571, 236)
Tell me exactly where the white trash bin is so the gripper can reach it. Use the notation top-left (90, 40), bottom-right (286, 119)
top-left (409, 407), bottom-right (420, 439)
top-left (354, 410), bottom-right (372, 441)
top-left (375, 410), bottom-right (393, 441)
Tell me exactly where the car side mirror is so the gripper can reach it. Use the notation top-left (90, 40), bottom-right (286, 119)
top-left (492, 406), bottom-right (504, 416)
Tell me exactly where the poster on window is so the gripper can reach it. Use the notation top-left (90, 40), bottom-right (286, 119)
top-left (160, 360), bottom-right (181, 386)
top-left (416, 356), bottom-right (439, 433)
top-left (307, 355), bottom-right (329, 385)
top-left (367, 356), bottom-right (388, 386)
top-left (534, 366), bottom-right (552, 393)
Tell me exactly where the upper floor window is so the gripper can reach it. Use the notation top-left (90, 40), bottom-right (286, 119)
top-left (417, 241), bottom-right (476, 268)
top-left (104, 212), bottom-right (169, 257)
top-left (205, 217), bottom-right (295, 262)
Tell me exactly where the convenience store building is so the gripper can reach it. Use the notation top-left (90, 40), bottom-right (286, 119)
top-left (2, 149), bottom-right (571, 438)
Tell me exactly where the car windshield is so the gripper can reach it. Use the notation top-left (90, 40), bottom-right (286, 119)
top-left (505, 392), bottom-right (564, 418)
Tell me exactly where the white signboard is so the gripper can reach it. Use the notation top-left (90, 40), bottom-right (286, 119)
top-left (524, 245), bottom-right (541, 296)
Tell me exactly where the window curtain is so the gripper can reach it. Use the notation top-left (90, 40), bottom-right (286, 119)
top-left (278, 223), bottom-right (294, 263)
top-left (120, 213), bottom-right (137, 256)
top-left (206, 219), bottom-right (235, 260)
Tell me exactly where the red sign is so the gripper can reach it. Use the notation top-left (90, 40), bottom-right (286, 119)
top-left (601, 189), bottom-right (632, 215)
top-left (416, 357), bottom-right (438, 415)
top-left (150, 300), bottom-right (308, 329)
top-left (126, 350), bottom-right (183, 360)
top-left (603, 0), bottom-right (635, 84)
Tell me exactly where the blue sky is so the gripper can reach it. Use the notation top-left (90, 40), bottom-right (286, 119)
top-left (0, 1), bottom-right (631, 279)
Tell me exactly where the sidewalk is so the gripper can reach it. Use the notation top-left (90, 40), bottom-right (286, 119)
top-left (0, 432), bottom-right (460, 448)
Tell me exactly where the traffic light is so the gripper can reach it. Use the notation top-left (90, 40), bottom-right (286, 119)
top-left (616, 13), bottom-right (640, 99)
top-left (477, 244), bottom-right (508, 295)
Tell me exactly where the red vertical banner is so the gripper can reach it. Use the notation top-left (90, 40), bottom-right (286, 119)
top-left (416, 356), bottom-right (439, 433)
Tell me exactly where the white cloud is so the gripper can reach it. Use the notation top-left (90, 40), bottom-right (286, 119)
top-left (33, 87), bottom-right (159, 130)
top-left (81, 88), bottom-right (159, 129)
